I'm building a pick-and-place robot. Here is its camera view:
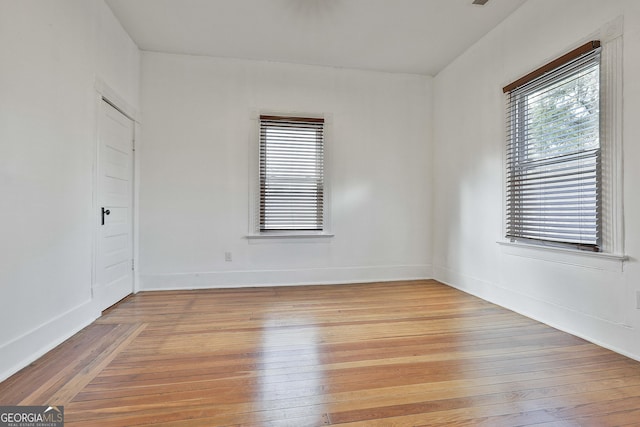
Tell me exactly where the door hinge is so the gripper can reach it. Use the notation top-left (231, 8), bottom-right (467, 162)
top-left (131, 259), bottom-right (135, 271)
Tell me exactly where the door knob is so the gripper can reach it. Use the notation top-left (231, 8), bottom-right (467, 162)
top-left (101, 207), bottom-right (111, 225)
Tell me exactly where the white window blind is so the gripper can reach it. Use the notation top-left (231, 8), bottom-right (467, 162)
top-left (259, 115), bottom-right (324, 232)
top-left (505, 42), bottom-right (601, 251)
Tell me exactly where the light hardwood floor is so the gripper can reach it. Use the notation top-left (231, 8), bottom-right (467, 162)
top-left (1, 280), bottom-right (640, 426)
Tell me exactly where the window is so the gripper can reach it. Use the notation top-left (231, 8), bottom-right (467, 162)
top-left (258, 115), bottom-right (325, 232)
top-left (504, 41), bottom-right (602, 251)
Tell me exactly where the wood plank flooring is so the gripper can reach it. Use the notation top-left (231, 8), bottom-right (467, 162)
top-left (1, 280), bottom-right (640, 426)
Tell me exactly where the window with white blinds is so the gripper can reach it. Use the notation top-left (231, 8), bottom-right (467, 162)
top-left (505, 41), bottom-right (602, 251)
top-left (259, 115), bottom-right (324, 232)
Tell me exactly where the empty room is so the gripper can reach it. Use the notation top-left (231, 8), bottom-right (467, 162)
top-left (2, 0), bottom-right (640, 425)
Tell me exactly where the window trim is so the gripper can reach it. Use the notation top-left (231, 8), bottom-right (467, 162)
top-left (247, 110), bottom-right (333, 239)
top-left (501, 19), bottom-right (625, 258)
top-left (497, 240), bottom-right (626, 273)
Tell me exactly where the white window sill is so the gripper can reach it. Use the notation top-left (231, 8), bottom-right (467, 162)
top-left (497, 240), bottom-right (627, 272)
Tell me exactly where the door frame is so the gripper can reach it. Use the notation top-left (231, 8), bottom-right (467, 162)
top-left (92, 79), bottom-right (141, 307)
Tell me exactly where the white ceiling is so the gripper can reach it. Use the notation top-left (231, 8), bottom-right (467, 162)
top-left (106, 0), bottom-right (526, 76)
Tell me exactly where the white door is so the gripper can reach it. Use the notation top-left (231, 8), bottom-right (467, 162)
top-left (95, 99), bottom-right (134, 311)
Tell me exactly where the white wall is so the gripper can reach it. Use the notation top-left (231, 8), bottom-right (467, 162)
top-left (139, 52), bottom-right (432, 289)
top-left (0, 0), bottom-right (140, 380)
top-left (433, 0), bottom-right (640, 360)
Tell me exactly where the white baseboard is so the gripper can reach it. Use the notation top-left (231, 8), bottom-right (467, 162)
top-left (0, 300), bottom-right (100, 382)
top-left (139, 264), bottom-right (432, 291)
top-left (433, 264), bottom-right (640, 363)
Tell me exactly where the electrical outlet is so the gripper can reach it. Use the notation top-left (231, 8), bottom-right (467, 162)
top-left (224, 251), bottom-right (232, 262)
top-left (637, 291), bottom-right (640, 309)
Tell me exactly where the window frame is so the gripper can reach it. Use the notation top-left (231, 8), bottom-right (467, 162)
top-left (504, 42), bottom-right (602, 252)
top-left (501, 26), bottom-right (625, 261)
top-left (247, 111), bottom-right (333, 239)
